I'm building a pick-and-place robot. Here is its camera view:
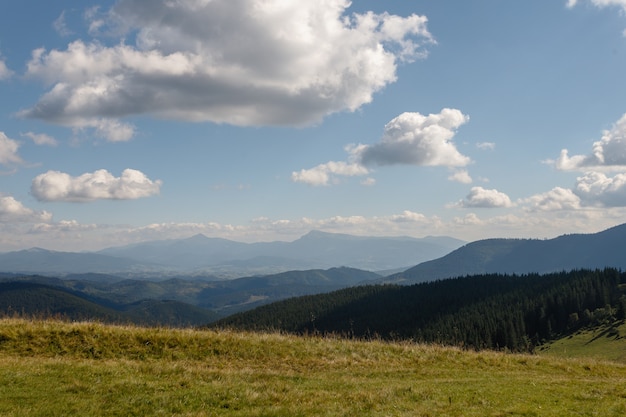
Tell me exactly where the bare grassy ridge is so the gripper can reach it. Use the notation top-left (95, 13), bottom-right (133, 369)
top-left (1, 318), bottom-right (625, 416)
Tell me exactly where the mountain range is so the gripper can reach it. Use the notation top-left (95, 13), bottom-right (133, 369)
top-left (3, 223), bottom-right (626, 329)
top-left (0, 231), bottom-right (465, 276)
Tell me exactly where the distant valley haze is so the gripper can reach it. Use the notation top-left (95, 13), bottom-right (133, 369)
top-left (0, 230), bottom-right (465, 277)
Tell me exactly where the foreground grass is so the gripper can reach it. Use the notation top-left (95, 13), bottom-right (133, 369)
top-left (0, 319), bottom-right (625, 416)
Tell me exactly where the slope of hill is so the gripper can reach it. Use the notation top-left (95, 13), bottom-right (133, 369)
top-left (0, 282), bottom-right (126, 322)
top-left (391, 223), bottom-right (626, 284)
top-left (1, 318), bottom-right (625, 416)
top-left (215, 268), bottom-right (626, 352)
top-left (0, 282), bottom-right (219, 326)
top-left (540, 320), bottom-right (626, 363)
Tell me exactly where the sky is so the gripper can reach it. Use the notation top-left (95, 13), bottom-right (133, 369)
top-left (2, 0), bottom-right (626, 252)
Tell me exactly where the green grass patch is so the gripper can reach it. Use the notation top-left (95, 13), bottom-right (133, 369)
top-left (1, 318), bottom-right (626, 416)
top-left (539, 320), bottom-right (626, 363)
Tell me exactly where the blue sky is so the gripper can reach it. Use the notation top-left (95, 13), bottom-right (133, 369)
top-left (2, 0), bottom-right (626, 251)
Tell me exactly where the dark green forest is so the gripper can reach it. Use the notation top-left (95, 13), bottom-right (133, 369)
top-left (215, 268), bottom-right (626, 352)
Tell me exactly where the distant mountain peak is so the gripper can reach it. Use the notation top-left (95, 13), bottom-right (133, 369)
top-left (23, 247), bottom-right (53, 254)
top-left (186, 233), bottom-right (210, 241)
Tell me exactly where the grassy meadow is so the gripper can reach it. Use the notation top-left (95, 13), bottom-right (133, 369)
top-left (0, 318), bottom-right (625, 416)
top-left (540, 320), bottom-right (626, 363)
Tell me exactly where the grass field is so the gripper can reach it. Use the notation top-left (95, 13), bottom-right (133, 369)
top-left (540, 320), bottom-right (626, 363)
top-left (1, 318), bottom-right (625, 416)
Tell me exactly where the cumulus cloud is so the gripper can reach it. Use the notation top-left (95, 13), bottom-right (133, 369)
top-left (291, 161), bottom-right (369, 186)
top-left (356, 109), bottom-right (470, 167)
top-left (448, 169), bottom-right (473, 184)
top-left (20, 0), bottom-right (434, 135)
top-left (523, 187), bottom-right (582, 211)
top-left (0, 195), bottom-right (52, 223)
top-left (555, 113), bottom-right (626, 171)
top-left (0, 132), bottom-right (23, 166)
top-left (456, 186), bottom-right (514, 208)
top-left (574, 171), bottom-right (626, 207)
top-left (31, 168), bottom-right (162, 202)
top-left (21, 131), bottom-right (58, 146)
top-left (293, 109), bottom-right (470, 186)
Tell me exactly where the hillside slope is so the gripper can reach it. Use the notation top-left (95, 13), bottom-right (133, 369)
top-left (392, 223), bottom-right (626, 284)
top-left (0, 319), bottom-right (625, 416)
top-left (215, 269), bottom-right (626, 352)
top-left (0, 282), bottom-right (219, 326)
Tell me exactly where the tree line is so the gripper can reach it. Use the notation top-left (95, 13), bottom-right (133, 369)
top-left (214, 268), bottom-right (626, 352)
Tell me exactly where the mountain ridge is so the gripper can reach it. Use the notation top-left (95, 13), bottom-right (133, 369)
top-left (1, 230), bottom-right (464, 276)
top-left (390, 223), bottom-right (626, 284)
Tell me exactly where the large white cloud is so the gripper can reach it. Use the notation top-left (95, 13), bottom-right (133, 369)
top-left (31, 168), bottom-right (162, 202)
top-left (522, 187), bottom-right (582, 211)
top-left (20, 0), bottom-right (433, 136)
top-left (356, 109), bottom-right (470, 167)
top-left (574, 171), bottom-right (626, 207)
top-left (0, 195), bottom-right (52, 223)
top-left (292, 109), bottom-right (471, 186)
top-left (0, 132), bottom-right (23, 166)
top-left (456, 186), bottom-right (514, 208)
top-left (555, 113), bottom-right (626, 171)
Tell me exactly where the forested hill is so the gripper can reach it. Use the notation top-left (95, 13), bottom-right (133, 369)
top-left (390, 223), bottom-right (626, 284)
top-left (214, 268), bottom-right (626, 352)
top-left (0, 282), bottom-right (219, 327)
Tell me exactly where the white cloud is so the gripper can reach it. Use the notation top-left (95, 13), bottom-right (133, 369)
top-left (448, 169), bottom-right (473, 184)
top-left (0, 58), bottom-right (12, 80)
top-left (31, 168), bottom-right (162, 202)
top-left (361, 177), bottom-right (376, 186)
top-left (356, 109), bottom-right (470, 167)
top-left (0, 195), bottom-right (52, 223)
top-left (21, 132), bottom-right (58, 147)
top-left (293, 109), bottom-right (470, 186)
top-left (523, 187), bottom-right (582, 211)
top-left (30, 219), bottom-right (97, 233)
top-left (476, 142), bottom-right (495, 150)
top-left (78, 118), bottom-right (136, 142)
top-left (456, 186), bottom-right (514, 208)
top-left (53, 11), bottom-right (73, 37)
top-left (0, 132), bottom-right (23, 166)
top-left (291, 161), bottom-right (369, 186)
top-left (567, 0), bottom-right (626, 11)
top-left (555, 113), bottom-right (626, 171)
top-left (20, 0), bottom-right (434, 134)
top-left (389, 210), bottom-right (427, 223)
top-left (574, 171), bottom-right (626, 207)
